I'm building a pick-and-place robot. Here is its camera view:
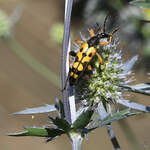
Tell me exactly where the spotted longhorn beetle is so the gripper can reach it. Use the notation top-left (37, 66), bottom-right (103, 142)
top-left (63, 15), bottom-right (119, 90)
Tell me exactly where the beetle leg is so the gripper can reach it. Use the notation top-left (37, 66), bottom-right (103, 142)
top-left (100, 27), bottom-right (119, 46)
top-left (89, 28), bottom-right (95, 37)
top-left (99, 41), bottom-right (110, 46)
top-left (99, 34), bottom-right (112, 46)
top-left (96, 52), bottom-right (104, 65)
top-left (84, 74), bottom-right (90, 79)
top-left (88, 64), bottom-right (92, 71)
top-left (69, 51), bottom-right (76, 57)
top-left (75, 40), bottom-right (84, 45)
top-left (62, 51), bottom-right (77, 91)
top-left (69, 51), bottom-right (76, 66)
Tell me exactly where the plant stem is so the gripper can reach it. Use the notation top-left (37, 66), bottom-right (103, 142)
top-left (70, 132), bottom-right (83, 150)
top-left (61, 0), bottom-right (73, 124)
top-left (6, 38), bottom-right (60, 88)
top-left (97, 103), bottom-right (121, 150)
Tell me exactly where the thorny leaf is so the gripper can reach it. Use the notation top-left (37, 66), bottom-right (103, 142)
top-left (87, 109), bottom-right (141, 132)
top-left (117, 99), bottom-right (150, 112)
top-left (55, 97), bottom-right (65, 118)
top-left (13, 104), bottom-right (56, 115)
top-left (48, 116), bottom-right (71, 132)
top-left (8, 127), bottom-right (64, 138)
top-left (72, 109), bottom-right (94, 129)
top-left (120, 83), bottom-right (150, 96)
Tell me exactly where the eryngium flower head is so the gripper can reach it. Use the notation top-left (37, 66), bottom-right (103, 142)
top-left (75, 38), bottom-right (136, 107)
top-left (89, 43), bottom-right (124, 103)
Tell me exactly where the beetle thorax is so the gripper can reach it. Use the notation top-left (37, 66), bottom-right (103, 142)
top-left (87, 36), bottom-right (99, 47)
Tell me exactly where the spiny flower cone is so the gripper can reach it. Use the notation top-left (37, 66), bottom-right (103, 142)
top-left (75, 35), bottom-right (135, 109)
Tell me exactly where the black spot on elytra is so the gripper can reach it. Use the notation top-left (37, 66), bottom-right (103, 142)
top-left (75, 56), bottom-right (79, 62)
top-left (80, 47), bottom-right (83, 52)
top-left (88, 52), bottom-right (92, 57)
top-left (82, 53), bottom-right (86, 57)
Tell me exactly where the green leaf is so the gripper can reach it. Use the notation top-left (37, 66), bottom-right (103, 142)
top-left (48, 116), bottom-right (71, 132)
top-left (8, 127), bottom-right (49, 137)
top-left (100, 109), bottom-right (141, 126)
top-left (8, 127), bottom-right (64, 138)
top-left (45, 128), bottom-right (65, 137)
top-left (88, 109), bottom-right (142, 132)
top-left (130, 0), bottom-right (150, 9)
top-left (72, 109), bottom-right (94, 129)
top-left (117, 99), bottom-right (150, 112)
top-left (50, 23), bottom-right (64, 44)
top-left (7, 131), bottom-right (29, 136)
top-left (13, 104), bottom-right (57, 115)
top-left (119, 83), bottom-right (150, 96)
top-left (55, 97), bottom-right (65, 118)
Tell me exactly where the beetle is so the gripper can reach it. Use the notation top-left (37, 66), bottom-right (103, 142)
top-left (63, 15), bottom-right (119, 90)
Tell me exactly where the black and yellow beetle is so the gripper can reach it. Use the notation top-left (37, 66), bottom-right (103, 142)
top-left (64, 15), bottom-right (119, 89)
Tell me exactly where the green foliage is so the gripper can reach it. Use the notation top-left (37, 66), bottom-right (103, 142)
top-left (13, 104), bottom-right (56, 115)
top-left (50, 23), bottom-right (64, 44)
top-left (0, 10), bottom-right (10, 37)
top-left (8, 127), bottom-right (59, 137)
top-left (88, 109), bottom-right (141, 131)
top-left (55, 97), bottom-right (65, 118)
top-left (72, 109), bottom-right (94, 130)
top-left (100, 109), bottom-right (141, 126)
top-left (48, 116), bottom-right (71, 132)
top-left (130, 0), bottom-right (150, 9)
top-left (8, 39), bottom-right (61, 88)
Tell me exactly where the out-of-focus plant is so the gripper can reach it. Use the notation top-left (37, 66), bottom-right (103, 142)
top-left (0, 10), bottom-right (10, 38)
top-left (0, 5), bottom-right (61, 88)
top-left (130, 0), bottom-right (150, 70)
top-left (0, 5), bottom-right (24, 38)
top-left (73, 0), bottom-right (150, 68)
top-left (50, 23), bottom-right (74, 45)
top-left (8, 1), bottom-right (150, 150)
top-left (50, 23), bottom-right (64, 45)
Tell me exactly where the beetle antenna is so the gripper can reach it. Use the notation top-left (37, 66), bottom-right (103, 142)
top-left (103, 13), bottom-right (110, 33)
top-left (96, 23), bottom-right (102, 34)
top-left (111, 27), bottom-right (120, 35)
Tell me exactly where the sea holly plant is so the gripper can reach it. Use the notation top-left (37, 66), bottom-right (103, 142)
top-left (8, 0), bottom-right (150, 150)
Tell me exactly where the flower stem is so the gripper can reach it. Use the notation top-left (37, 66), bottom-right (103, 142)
top-left (6, 38), bottom-right (60, 88)
top-left (61, 0), bottom-right (74, 124)
top-left (70, 132), bottom-right (83, 150)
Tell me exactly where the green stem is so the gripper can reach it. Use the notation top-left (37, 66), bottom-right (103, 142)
top-left (7, 38), bottom-right (61, 88)
top-left (69, 132), bottom-right (83, 150)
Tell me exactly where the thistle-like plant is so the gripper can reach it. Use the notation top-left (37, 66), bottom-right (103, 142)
top-left (8, 0), bottom-right (150, 150)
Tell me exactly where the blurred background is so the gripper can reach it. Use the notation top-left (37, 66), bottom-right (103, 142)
top-left (1, 0), bottom-right (150, 150)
